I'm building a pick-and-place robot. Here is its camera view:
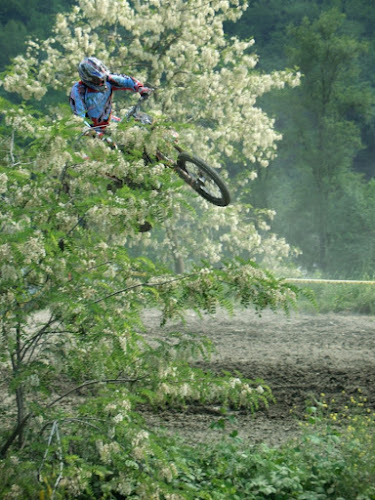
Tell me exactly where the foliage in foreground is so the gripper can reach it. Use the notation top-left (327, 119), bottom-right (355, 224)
top-left (1, 396), bottom-right (375, 499)
top-left (0, 90), bottom-right (299, 500)
top-left (0, 2), bottom-right (304, 497)
top-left (182, 404), bottom-right (375, 500)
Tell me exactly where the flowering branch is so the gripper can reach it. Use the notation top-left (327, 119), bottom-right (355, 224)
top-left (45, 376), bottom-right (146, 410)
top-left (92, 273), bottom-right (197, 304)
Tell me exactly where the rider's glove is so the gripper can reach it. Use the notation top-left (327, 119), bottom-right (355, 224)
top-left (139, 87), bottom-right (153, 99)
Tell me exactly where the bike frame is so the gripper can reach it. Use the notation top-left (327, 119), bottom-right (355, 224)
top-left (77, 95), bottom-right (231, 206)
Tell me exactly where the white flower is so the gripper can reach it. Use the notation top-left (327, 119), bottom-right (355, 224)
top-left (228, 377), bottom-right (242, 388)
top-left (121, 399), bottom-right (131, 411)
top-left (113, 413), bottom-right (124, 424)
top-left (161, 466), bottom-right (173, 483)
top-left (105, 403), bottom-right (117, 412)
top-left (10, 456), bottom-right (20, 465)
top-left (1, 265), bottom-right (18, 282)
top-left (132, 430), bottom-right (149, 447)
top-left (0, 173), bottom-right (8, 193)
top-left (28, 374), bottom-right (40, 387)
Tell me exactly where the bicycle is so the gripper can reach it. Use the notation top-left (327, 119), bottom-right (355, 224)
top-left (82, 95), bottom-right (231, 207)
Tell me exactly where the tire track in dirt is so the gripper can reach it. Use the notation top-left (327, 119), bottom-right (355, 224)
top-left (141, 309), bottom-right (375, 445)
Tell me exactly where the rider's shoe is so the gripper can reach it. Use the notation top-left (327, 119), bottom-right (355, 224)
top-left (138, 221), bottom-right (152, 232)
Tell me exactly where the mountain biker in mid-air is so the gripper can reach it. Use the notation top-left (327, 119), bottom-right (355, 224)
top-left (69, 56), bottom-right (154, 232)
top-left (69, 56), bottom-right (153, 133)
top-left (68, 56), bottom-right (230, 232)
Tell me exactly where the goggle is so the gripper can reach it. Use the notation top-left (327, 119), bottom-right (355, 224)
top-left (91, 74), bottom-right (107, 86)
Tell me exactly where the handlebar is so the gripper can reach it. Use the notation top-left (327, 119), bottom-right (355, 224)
top-left (80, 91), bottom-right (154, 138)
top-left (123, 93), bottom-right (152, 122)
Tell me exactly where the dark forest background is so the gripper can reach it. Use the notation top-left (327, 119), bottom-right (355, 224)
top-left (2, 0), bottom-right (375, 278)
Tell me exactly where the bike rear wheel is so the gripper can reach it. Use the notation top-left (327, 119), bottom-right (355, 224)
top-left (175, 152), bottom-right (231, 207)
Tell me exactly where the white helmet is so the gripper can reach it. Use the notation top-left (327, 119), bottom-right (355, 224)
top-left (78, 56), bottom-right (109, 91)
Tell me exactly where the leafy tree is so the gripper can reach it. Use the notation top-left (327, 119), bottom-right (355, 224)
top-left (224, 0), bottom-right (332, 71)
top-left (0, 97), bottom-right (298, 497)
top-left (0, 19), bottom-right (28, 70)
top-left (0, 1), bottom-right (302, 496)
top-left (0, 0), bottom-right (74, 71)
top-left (252, 8), bottom-right (374, 276)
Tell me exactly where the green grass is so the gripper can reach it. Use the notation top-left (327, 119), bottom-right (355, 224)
top-left (296, 282), bottom-right (375, 315)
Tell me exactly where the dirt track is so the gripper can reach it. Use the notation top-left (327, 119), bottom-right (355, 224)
top-left (142, 308), bottom-right (375, 446)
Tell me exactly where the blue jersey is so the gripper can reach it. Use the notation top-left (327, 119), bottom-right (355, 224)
top-left (69, 73), bottom-right (145, 127)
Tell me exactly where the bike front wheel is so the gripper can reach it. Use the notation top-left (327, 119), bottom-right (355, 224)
top-left (175, 152), bottom-right (231, 207)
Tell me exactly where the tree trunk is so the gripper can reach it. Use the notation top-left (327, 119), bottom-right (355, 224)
top-left (173, 254), bottom-right (185, 275)
top-left (166, 224), bottom-right (185, 274)
top-left (12, 325), bottom-right (26, 449)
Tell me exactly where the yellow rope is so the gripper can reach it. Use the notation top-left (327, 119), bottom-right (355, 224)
top-left (284, 278), bottom-right (375, 285)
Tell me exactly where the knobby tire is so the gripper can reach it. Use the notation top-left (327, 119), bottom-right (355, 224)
top-left (175, 152), bottom-right (231, 207)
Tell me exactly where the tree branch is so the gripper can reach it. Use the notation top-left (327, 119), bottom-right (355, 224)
top-left (9, 129), bottom-right (15, 165)
top-left (20, 313), bottom-right (58, 361)
top-left (45, 376), bottom-right (145, 409)
top-left (0, 375), bottom-right (145, 458)
top-left (92, 273), bottom-right (197, 304)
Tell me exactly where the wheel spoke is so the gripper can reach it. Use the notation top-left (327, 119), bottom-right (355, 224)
top-left (185, 162), bottom-right (222, 198)
top-left (176, 152), bottom-right (231, 206)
